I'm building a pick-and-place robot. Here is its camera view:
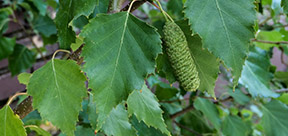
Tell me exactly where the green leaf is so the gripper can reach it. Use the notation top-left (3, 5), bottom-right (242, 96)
top-left (274, 71), bottom-right (288, 86)
top-left (177, 20), bottom-right (220, 97)
top-left (75, 126), bottom-right (94, 136)
top-left (240, 47), bottom-right (279, 97)
top-left (55, 0), bottom-right (97, 49)
top-left (26, 125), bottom-right (50, 136)
top-left (228, 89), bottom-right (250, 105)
top-left (130, 115), bottom-right (166, 136)
top-left (0, 37), bottom-right (16, 60)
top-left (8, 44), bottom-right (36, 76)
top-left (282, 0), bottom-right (288, 14)
top-left (18, 72), bottom-right (32, 85)
top-left (255, 30), bottom-right (283, 50)
top-left (156, 52), bottom-right (176, 83)
top-left (71, 36), bottom-right (83, 52)
top-left (80, 12), bottom-right (161, 127)
top-left (155, 83), bottom-right (178, 101)
top-left (261, 100), bottom-right (288, 136)
top-left (179, 110), bottom-right (213, 135)
top-left (167, 0), bottom-right (184, 19)
top-left (194, 97), bottom-right (221, 130)
top-left (101, 104), bottom-right (136, 136)
top-left (32, 15), bottom-right (57, 37)
top-left (127, 85), bottom-right (170, 135)
top-left (0, 105), bottom-right (27, 136)
top-left (27, 59), bottom-right (87, 136)
top-left (30, 0), bottom-right (47, 16)
top-left (277, 93), bottom-right (288, 105)
top-left (221, 115), bottom-right (251, 136)
top-left (91, 0), bottom-right (109, 16)
top-left (0, 8), bottom-right (11, 33)
top-left (87, 94), bottom-right (98, 130)
top-left (184, 0), bottom-right (256, 87)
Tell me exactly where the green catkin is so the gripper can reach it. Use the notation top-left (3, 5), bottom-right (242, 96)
top-left (163, 21), bottom-right (200, 92)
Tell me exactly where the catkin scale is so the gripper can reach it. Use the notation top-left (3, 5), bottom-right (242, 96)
top-left (163, 21), bottom-right (200, 92)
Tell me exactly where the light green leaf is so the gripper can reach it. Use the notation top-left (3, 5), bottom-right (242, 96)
top-left (240, 47), bottom-right (279, 97)
top-left (0, 105), bottom-right (27, 136)
top-left (27, 59), bottom-right (87, 136)
top-left (255, 30), bottom-right (283, 50)
top-left (274, 71), bottom-right (288, 86)
top-left (26, 125), bottom-right (50, 136)
top-left (101, 104), bottom-right (136, 136)
top-left (282, 0), bottom-right (288, 14)
top-left (277, 93), bottom-right (288, 105)
top-left (55, 0), bottom-right (98, 49)
top-left (221, 115), bottom-right (251, 136)
top-left (80, 12), bottom-right (161, 128)
top-left (8, 44), bottom-right (35, 76)
top-left (178, 20), bottom-right (220, 97)
top-left (184, 0), bottom-right (256, 87)
top-left (71, 36), bottom-right (83, 52)
top-left (261, 100), bottom-right (288, 136)
top-left (0, 37), bottom-right (15, 60)
top-left (194, 97), bottom-right (221, 130)
top-left (18, 72), bottom-right (32, 85)
top-left (127, 85), bottom-right (170, 135)
top-left (130, 115), bottom-right (166, 136)
top-left (32, 15), bottom-right (57, 37)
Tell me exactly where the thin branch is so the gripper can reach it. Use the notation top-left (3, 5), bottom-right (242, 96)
top-left (273, 24), bottom-right (288, 29)
top-left (170, 105), bottom-right (194, 120)
top-left (173, 121), bottom-right (202, 136)
top-left (6, 92), bottom-right (28, 105)
top-left (275, 88), bottom-right (288, 93)
top-left (251, 39), bottom-right (288, 45)
top-left (13, 12), bottom-right (47, 61)
top-left (121, 0), bottom-right (148, 12)
top-left (259, 16), bottom-right (272, 26)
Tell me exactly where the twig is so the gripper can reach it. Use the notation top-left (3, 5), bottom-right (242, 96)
top-left (6, 92), bottom-right (28, 105)
top-left (12, 12), bottom-right (47, 61)
top-left (259, 16), bottom-right (272, 26)
top-left (251, 38), bottom-right (288, 45)
top-left (170, 105), bottom-right (194, 120)
top-left (121, 0), bottom-right (147, 12)
top-left (273, 24), bottom-right (288, 29)
top-left (275, 88), bottom-right (288, 93)
top-left (279, 46), bottom-right (288, 66)
top-left (160, 97), bottom-right (190, 103)
top-left (173, 121), bottom-right (202, 136)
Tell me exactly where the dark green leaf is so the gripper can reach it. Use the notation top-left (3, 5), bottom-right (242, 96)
top-left (101, 104), bottom-right (136, 136)
top-left (0, 106), bottom-right (27, 136)
top-left (282, 0), bottom-right (288, 14)
top-left (27, 59), bottom-right (87, 135)
top-left (130, 115), bottom-right (166, 136)
top-left (194, 97), bottom-right (221, 130)
top-left (179, 110), bottom-right (213, 135)
top-left (127, 85), bottom-right (170, 135)
top-left (240, 47), bottom-right (279, 97)
top-left (80, 12), bottom-right (161, 128)
top-left (0, 37), bottom-right (16, 60)
top-left (87, 94), bottom-right (98, 130)
top-left (8, 44), bottom-right (35, 76)
top-left (274, 71), bottom-right (288, 86)
top-left (221, 115), bottom-right (251, 136)
top-left (29, 0), bottom-right (47, 16)
top-left (55, 0), bottom-right (98, 49)
top-left (155, 83), bottom-right (178, 101)
top-left (75, 126), bottom-right (94, 136)
top-left (184, 0), bottom-right (256, 87)
top-left (32, 15), bottom-right (57, 37)
top-left (261, 100), bottom-right (288, 136)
